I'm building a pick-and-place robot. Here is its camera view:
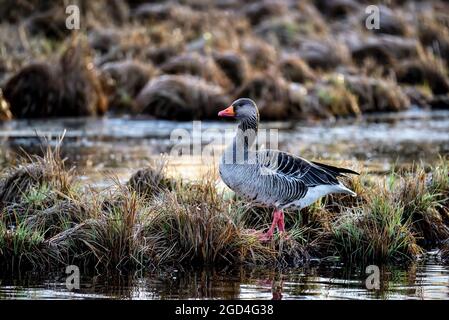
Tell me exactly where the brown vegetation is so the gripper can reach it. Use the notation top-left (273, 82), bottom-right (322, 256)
top-left (0, 0), bottom-right (448, 121)
top-left (3, 38), bottom-right (107, 118)
top-left (135, 75), bottom-right (230, 120)
top-left (100, 60), bottom-right (155, 113)
top-left (0, 144), bottom-right (448, 271)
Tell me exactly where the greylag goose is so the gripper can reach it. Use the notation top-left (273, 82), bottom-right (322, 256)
top-left (218, 98), bottom-right (359, 241)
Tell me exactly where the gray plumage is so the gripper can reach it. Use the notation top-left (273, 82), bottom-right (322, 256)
top-left (219, 98), bottom-right (358, 210)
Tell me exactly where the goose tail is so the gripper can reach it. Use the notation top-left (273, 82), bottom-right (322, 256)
top-left (311, 161), bottom-right (359, 177)
top-left (337, 183), bottom-right (357, 197)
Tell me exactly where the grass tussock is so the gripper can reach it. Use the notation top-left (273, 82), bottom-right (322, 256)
top-left (3, 36), bottom-right (107, 118)
top-left (4, 1), bottom-right (449, 119)
top-left (0, 141), bottom-right (75, 215)
top-left (0, 141), bottom-right (77, 269)
top-left (332, 191), bottom-right (423, 264)
top-left (134, 75), bottom-right (230, 120)
top-left (0, 145), bottom-right (448, 272)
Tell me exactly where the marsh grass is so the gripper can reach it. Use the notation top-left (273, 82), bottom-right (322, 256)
top-left (4, 1), bottom-right (449, 122)
top-left (0, 218), bottom-right (50, 270)
top-left (0, 145), bottom-right (448, 271)
top-left (332, 192), bottom-right (422, 264)
top-left (394, 168), bottom-right (449, 247)
top-left (331, 161), bottom-right (449, 263)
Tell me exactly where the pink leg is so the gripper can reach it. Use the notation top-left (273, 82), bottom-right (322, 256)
top-left (258, 209), bottom-right (282, 241)
top-left (277, 210), bottom-right (289, 239)
top-left (277, 210), bottom-right (285, 232)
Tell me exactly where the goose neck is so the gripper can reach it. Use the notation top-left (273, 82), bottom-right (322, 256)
top-left (221, 115), bottom-right (258, 165)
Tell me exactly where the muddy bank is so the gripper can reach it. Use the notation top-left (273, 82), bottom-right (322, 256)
top-left (1, 1), bottom-right (449, 120)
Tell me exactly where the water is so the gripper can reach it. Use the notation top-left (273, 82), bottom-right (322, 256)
top-left (1, 109), bottom-right (448, 185)
top-left (1, 253), bottom-right (448, 300)
top-left (0, 109), bottom-right (448, 300)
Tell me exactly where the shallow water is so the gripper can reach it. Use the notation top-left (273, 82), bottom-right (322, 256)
top-left (1, 253), bottom-right (448, 300)
top-left (0, 109), bottom-right (449, 300)
top-left (0, 108), bottom-right (448, 185)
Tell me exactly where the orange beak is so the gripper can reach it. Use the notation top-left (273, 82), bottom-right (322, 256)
top-left (218, 105), bottom-right (235, 117)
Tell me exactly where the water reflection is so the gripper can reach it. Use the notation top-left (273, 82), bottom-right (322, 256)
top-left (1, 254), bottom-right (449, 300)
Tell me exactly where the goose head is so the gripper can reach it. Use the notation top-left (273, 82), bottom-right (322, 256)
top-left (218, 98), bottom-right (259, 121)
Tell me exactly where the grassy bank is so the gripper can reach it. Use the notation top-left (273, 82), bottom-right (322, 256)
top-left (1, 1), bottom-right (449, 120)
top-left (0, 145), bottom-right (448, 272)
